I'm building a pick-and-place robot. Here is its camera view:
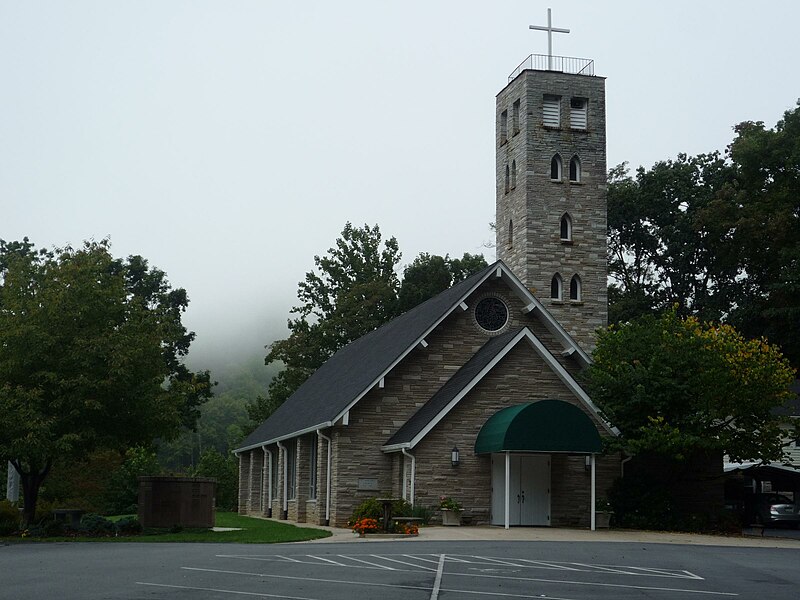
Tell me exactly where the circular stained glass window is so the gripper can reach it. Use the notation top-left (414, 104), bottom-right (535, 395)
top-left (475, 297), bottom-right (508, 332)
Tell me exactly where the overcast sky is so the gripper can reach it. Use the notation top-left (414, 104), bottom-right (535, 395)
top-left (3, 1), bottom-right (798, 369)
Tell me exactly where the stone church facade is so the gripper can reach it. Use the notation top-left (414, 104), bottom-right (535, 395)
top-left (235, 55), bottom-right (619, 529)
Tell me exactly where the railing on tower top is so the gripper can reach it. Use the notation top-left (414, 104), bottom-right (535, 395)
top-left (508, 54), bottom-right (595, 82)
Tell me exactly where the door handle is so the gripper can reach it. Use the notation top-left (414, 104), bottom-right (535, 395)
top-left (521, 491), bottom-right (525, 503)
top-left (516, 494), bottom-right (520, 504)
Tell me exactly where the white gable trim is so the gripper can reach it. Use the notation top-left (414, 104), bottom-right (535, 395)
top-left (330, 261), bottom-right (591, 428)
top-left (382, 327), bottom-right (616, 452)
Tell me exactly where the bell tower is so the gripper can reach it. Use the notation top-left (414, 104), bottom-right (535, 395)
top-left (496, 10), bottom-right (607, 351)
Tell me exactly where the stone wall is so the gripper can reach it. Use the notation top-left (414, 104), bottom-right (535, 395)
top-left (496, 69), bottom-right (608, 353)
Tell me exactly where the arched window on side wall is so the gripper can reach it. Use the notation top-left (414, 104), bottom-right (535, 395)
top-left (560, 213), bottom-right (572, 241)
top-left (569, 156), bottom-right (581, 182)
top-left (570, 275), bottom-right (582, 301)
top-left (551, 154), bottom-right (562, 181)
top-left (510, 160), bottom-right (517, 189)
top-left (550, 273), bottom-right (563, 300)
top-left (504, 164), bottom-right (510, 193)
top-left (508, 219), bottom-right (513, 247)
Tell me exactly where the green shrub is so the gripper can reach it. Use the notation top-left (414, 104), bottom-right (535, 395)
top-left (114, 516), bottom-right (142, 535)
top-left (349, 498), bottom-right (383, 524)
top-left (0, 500), bottom-right (20, 535)
top-left (392, 499), bottom-right (412, 517)
top-left (411, 505), bottom-right (435, 525)
top-left (79, 513), bottom-right (115, 534)
top-left (191, 449), bottom-right (238, 511)
top-left (26, 519), bottom-right (64, 538)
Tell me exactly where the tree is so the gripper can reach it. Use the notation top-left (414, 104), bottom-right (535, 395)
top-left (0, 239), bottom-right (212, 525)
top-left (606, 155), bottom-right (738, 326)
top-left (261, 224), bottom-right (487, 426)
top-left (265, 223), bottom-right (402, 408)
top-left (606, 103), bottom-right (800, 369)
top-left (587, 309), bottom-right (795, 464)
top-left (721, 102), bottom-right (800, 368)
top-left (397, 252), bottom-right (488, 313)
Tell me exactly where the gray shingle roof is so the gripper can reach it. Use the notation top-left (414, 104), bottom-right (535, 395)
top-left (236, 261), bottom-right (500, 451)
top-left (384, 327), bottom-right (525, 447)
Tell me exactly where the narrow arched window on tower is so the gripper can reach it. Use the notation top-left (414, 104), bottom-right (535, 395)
top-left (504, 164), bottom-right (510, 193)
top-left (508, 219), bottom-right (513, 247)
top-left (550, 273), bottom-right (563, 300)
top-left (570, 275), bottom-right (582, 301)
top-left (551, 154), bottom-right (562, 181)
top-left (510, 160), bottom-right (517, 189)
top-left (569, 156), bottom-right (581, 182)
top-left (560, 213), bottom-right (572, 241)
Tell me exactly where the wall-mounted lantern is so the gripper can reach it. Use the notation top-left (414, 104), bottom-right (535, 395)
top-left (451, 446), bottom-right (460, 468)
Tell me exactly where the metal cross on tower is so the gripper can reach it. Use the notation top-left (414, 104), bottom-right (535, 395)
top-left (529, 8), bottom-right (570, 71)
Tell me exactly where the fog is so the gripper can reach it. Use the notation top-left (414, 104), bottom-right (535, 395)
top-left (3, 1), bottom-right (798, 375)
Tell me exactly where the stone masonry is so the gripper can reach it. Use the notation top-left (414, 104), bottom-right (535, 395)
top-left (238, 276), bottom-right (619, 527)
top-left (496, 69), bottom-right (608, 352)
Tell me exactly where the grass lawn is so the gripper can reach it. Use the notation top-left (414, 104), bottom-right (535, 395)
top-left (2, 512), bottom-right (331, 544)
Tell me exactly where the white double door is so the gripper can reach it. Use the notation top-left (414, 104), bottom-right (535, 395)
top-left (491, 453), bottom-right (550, 526)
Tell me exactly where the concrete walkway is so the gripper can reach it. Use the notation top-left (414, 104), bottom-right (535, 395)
top-left (300, 523), bottom-right (800, 549)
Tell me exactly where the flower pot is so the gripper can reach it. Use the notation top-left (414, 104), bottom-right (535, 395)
top-left (441, 509), bottom-right (461, 526)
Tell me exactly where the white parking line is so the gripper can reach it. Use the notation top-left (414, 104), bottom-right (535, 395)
top-left (429, 554), bottom-right (445, 600)
top-left (305, 555), bottom-right (348, 567)
top-left (136, 581), bottom-right (318, 599)
top-left (338, 554), bottom-right (396, 570)
top-left (472, 555), bottom-right (528, 567)
top-left (448, 571), bottom-right (738, 596)
top-left (407, 554), bottom-right (442, 564)
top-left (180, 566), bottom-right (435, 594)
top-left (373, 555), bottom-right (437, 571)
top-left (513, 558), bottom-right (584, 571)
top-left (275, 554), bottom-right (303, 563)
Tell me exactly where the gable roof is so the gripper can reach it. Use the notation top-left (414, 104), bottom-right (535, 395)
top-left (235, 260), bottom-right (593, 453)
top-left (384, 328), bottom-right (522, 448)
top-left (383, 326), bottom-right (616, 451)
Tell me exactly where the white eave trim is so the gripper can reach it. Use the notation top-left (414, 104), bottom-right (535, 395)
top-left (234, 422), bottom-right (333, 453)
top-left (381, 327), bottom-right (616, 452)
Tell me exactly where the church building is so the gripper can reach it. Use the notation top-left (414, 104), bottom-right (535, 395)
top-left (235, 33), bottom-right (620, 529)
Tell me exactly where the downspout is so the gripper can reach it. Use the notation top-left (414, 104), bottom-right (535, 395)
top-left (277, 440), bottom-right (288, 520)
top-left (621, 455), bottom-right (633, 478)
top-left (317, 430), bottom-right (332, 526)
top-left (262, 446), bottom-right (272, 517)
top-left (590, 454), bottom-right (596, 531)
top-left (401, 448), bottom-right (416, 507)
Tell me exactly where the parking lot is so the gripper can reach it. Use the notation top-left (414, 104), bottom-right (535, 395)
top-left (5, 537), bottom-right (798, 600)
top-left (134, 550), bottom-right (734, 599)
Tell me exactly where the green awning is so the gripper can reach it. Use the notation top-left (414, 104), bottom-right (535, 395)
top-left (474, 400), bottom-right (603, 454)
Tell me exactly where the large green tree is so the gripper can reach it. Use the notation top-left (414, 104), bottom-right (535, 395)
top-left (721, 102), bottom-right (800, 367)
top-left (258, 224), bottom-right (487, 426)
top-left (587, 309), bottom-right (795, 463)
top-left (397, 252), bottom-right (487, 313)
top-left (607, 102), bottom-right (800, 368)
top-left (606, 153), bottom-right (738, 325)
top-left (265, 223), bottom-right (402, 408)
top-left (0, 239), bottom-right (212, 524)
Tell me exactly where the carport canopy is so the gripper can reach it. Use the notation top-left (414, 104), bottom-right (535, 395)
top-left (474, 399), bottom-right (603, 455)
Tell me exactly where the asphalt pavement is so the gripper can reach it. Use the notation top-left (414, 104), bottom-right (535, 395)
top-left (2, 527), bottom-right (800, 600)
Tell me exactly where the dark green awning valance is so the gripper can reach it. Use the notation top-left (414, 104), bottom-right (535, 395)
top-left (474, 400), bottom-right (603, 455)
